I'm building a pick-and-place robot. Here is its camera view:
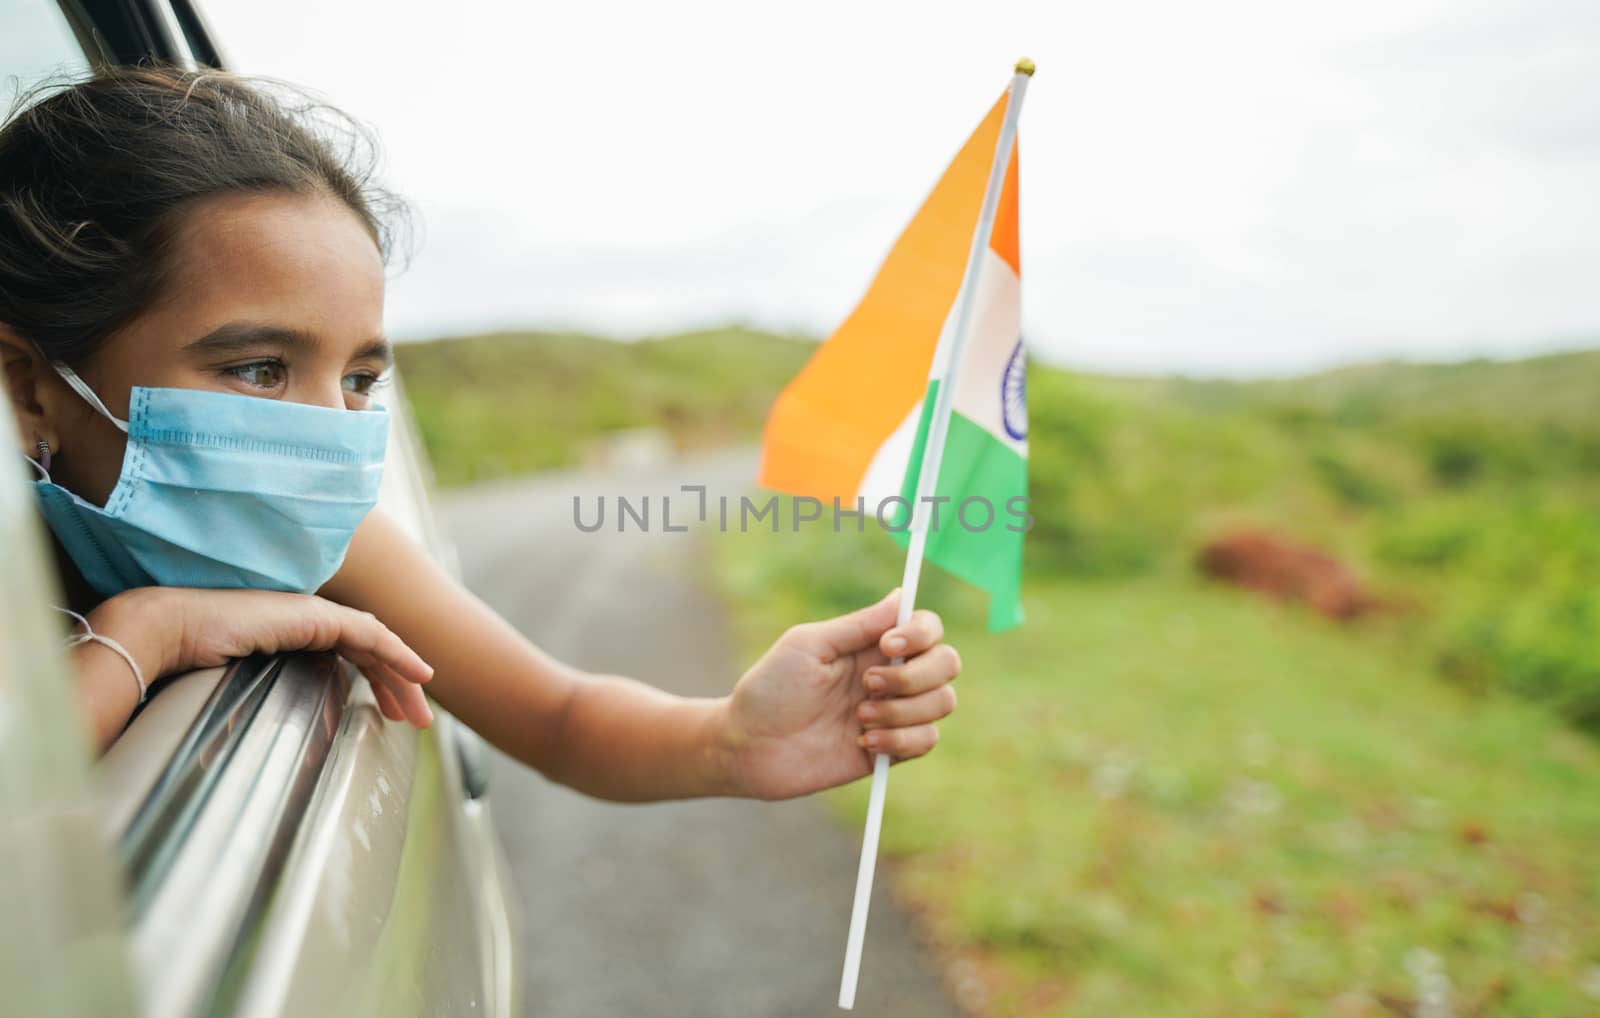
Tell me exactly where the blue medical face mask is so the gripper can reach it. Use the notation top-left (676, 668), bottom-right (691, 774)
top-left (29, 364), bottom-right (389, 598)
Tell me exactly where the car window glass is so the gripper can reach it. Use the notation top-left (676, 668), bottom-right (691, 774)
top-left (1, 0), bottom-right (89, 113)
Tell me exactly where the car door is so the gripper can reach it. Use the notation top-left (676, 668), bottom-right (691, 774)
top-left (0, 2), bottom-right (516, 1015)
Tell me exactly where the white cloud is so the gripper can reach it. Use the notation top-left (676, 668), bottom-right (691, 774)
top-left (204, 0), bottom-right (1600, 375)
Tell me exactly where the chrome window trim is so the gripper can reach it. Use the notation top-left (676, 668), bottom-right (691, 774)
top-left (95, 664), bottom-right (230, 845)
top-left (119, 655), bottom-right (291, 912)
top-left (166, 0), bottom-right (223, 68)
top-left (228, 684), bottom-right (388, 1018)
top-left (146, 0), bottom-right (196, 69)
top-left (122, 652), bottom-right (350, 1018)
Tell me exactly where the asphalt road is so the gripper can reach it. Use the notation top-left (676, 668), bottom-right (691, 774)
top-left (438, 448), bottom-right (966, 1018)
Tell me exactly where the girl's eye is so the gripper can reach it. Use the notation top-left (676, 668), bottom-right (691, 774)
top-left (342, 371), bottom-right (382, 396)
top-left (227, 360), bottom-right (286, 389)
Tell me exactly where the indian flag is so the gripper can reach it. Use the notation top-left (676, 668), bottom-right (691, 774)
top-left (759, 85), bottom-right (1027, 630)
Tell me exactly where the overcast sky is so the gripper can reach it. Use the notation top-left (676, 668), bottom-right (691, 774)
top-left (193, 1), bottom-right (1595, 374)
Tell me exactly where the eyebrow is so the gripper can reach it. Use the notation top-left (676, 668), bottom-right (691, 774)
top-left (184, 322), bottom-right (392, 366)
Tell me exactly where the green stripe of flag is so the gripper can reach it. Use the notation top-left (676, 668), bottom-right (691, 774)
top-left (890, 380), bottom-right (1027, 630)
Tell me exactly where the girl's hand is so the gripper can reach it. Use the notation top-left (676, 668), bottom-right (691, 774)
top-left (718, 588), bottom-right (960, 801)
top-left (91, 586), bottom-right (435, 730)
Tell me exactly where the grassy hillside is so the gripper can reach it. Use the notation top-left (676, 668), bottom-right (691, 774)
top-left (395, 327), bottom-right (811, 486)
top-left (398, 328), bottom-right (1600, 1014)
top-left (1020, 352), bottom-right (1600, 729)
top-left (710, 344), bottom-right (1600, 1017)
top-left (399, 330), bottom-right (1600, 730)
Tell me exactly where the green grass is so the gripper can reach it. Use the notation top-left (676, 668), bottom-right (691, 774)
top-left (714, 528), bottom-right (1600, 1016)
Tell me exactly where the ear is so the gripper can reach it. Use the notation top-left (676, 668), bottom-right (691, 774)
top-left (0, 323), bottom-right (63, 458)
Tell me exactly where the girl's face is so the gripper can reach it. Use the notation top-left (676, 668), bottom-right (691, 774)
top-left (7, 190), bottom-right (389, 506)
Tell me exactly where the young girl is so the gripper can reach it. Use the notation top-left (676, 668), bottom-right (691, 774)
top-left (0, 67), bottom-right (960, 801)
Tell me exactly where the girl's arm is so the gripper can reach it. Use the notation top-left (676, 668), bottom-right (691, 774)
top-left (321, 509), bottom-right (734, 800)
top-left (323, 509), bottom-right (961, 803)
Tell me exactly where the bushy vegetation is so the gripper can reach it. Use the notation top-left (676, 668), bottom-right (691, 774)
top-left (402, 328), bottom-right (1600, 1015)
top-left (400, 330), bottom-right (1600, 730)
top-left (1019, 353), bottom-right (1600, 731)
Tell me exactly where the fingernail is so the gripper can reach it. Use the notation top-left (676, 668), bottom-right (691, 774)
top-left (858, 703), bottom-right (878, 722)
top-left (865, 671), bottom-right (886, 693)
top-left (884, 634), bottom-right (907, 654)
top-left (858, 733), bottom-right (879, 750)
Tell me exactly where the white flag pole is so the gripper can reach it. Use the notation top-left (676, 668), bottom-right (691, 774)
top-left (838, 58), bottom-right (1034, 1011)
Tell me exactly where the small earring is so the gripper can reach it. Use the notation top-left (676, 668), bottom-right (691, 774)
top-left (35, 439), bottom-right (51, 473)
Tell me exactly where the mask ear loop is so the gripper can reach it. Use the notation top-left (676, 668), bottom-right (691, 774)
top-left (52, 362), bottom-right (130, 434)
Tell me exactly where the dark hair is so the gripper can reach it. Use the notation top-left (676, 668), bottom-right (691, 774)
top-left (0, 64), bottom-right (406, 365)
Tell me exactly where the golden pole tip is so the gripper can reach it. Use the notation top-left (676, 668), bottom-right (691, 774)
top-left (1014, 57), bottom-right (1036, 77)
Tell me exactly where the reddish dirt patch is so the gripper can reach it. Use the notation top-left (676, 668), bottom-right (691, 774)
top-left (1197, 529), bottom-right (1374, 621)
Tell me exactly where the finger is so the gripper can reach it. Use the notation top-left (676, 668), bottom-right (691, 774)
top-left (346, 643), bottom-right (433, 728)
top-left (879, 609), bottom-right (944, 660)
top-left (863, 643), bottom-right (961, 697)
top-left (858, 723), bottom-right (940, 760)
top-left (330, 607), bottom-right (433, 686)
top-left (313, 606), bottom-right (388, 660)
top-left (790, 588), bottom-right (901, 658)
top-left (374, 629), bottom-right (433, 686)
top-left (396, 683), bottom-right (435, 729)
top-left (372, 663), bottom-right (435, 728)
top-left (369, 678), bottom-right (406, 722)
top-left (858, 684), bottom-right (957, 730)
